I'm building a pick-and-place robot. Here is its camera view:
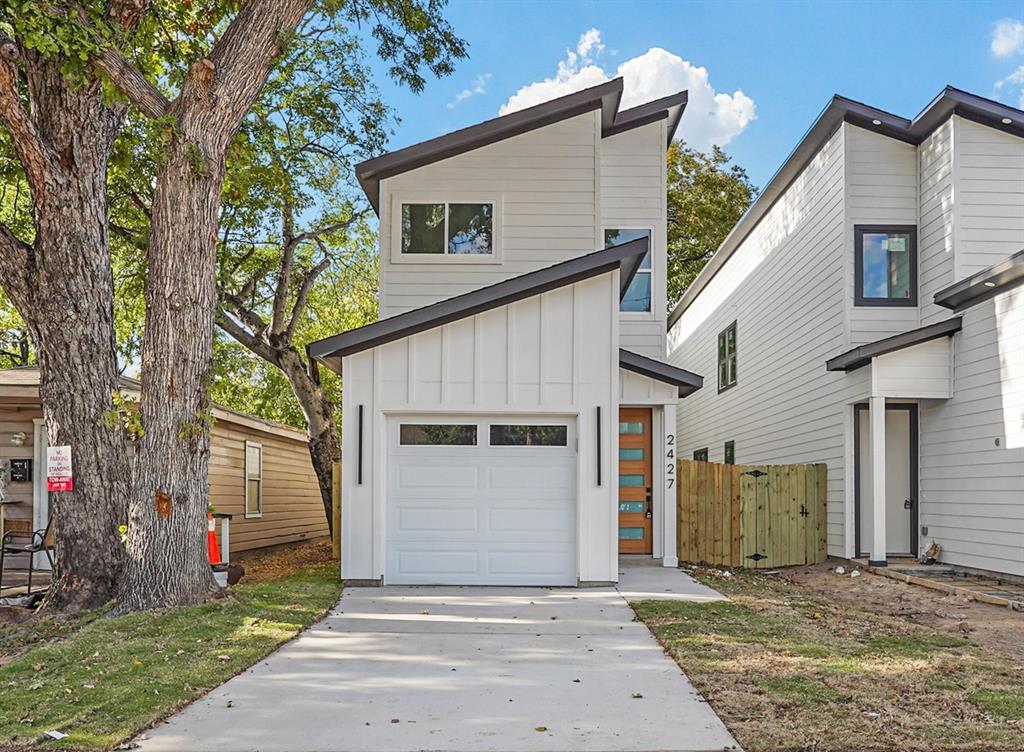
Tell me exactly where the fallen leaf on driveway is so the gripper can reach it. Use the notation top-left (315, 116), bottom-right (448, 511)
top-left (534, 726), bottom-right (548, 732)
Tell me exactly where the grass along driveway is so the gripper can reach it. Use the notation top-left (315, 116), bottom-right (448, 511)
top-left (0, 561), bottom-right (340, 750)
top-left (632, 567), bottom-right (1024, 752)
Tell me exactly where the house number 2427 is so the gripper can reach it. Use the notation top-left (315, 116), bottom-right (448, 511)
top-left (666, 434), bottom-right (675, 488)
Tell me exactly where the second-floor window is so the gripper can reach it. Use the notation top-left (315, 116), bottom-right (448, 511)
top-left (718, 321), bottom-right (737, 392)
top-left (605, 228), bottom-right (652, 312)
top-left (401, 202), bottom-right (494, 256)
top-left (855, 225), bottom-right (917, 306)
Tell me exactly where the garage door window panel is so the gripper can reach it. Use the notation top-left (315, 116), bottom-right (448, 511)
top-left (399, 424), bottom-right (478, 446)
top-left (489, 424), bottom-right (568, 446)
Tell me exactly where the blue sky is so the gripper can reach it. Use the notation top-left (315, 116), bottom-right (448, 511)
top-left (366, 0), bottom-right (1024, 189)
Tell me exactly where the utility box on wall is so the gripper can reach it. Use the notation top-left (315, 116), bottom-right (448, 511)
top-left (8, 458), bottom-right (31, 483)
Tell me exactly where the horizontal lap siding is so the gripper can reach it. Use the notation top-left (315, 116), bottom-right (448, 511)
top-left (601, 121), bottom-right (668, 358)
top-left (919, 288), bottom-right (1024, 576)
top-left (918, 120), bottom-right (956, 325)
top-left (0, 407), bottom-right (41, 524)
top-left (668, 128), bottom-right (855, 556)
top-left (209, 422), bottom-right (327, 553)
top-left (378, 112), bottom-right (599, 318)
top-left (845, 125), bottom-right (920, 344)
top-left (955, 118), bottom-right (1024, 278)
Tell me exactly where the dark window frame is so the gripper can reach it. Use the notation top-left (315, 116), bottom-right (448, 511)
top-left (717, 320), bottom-right (738, 393)
top-left (399, 201), bottom-right (495, 257)
top-left (724, 440), bottom-right (735, 465)
top-left (604, 227), bottom-right (653, 314)
top-left (693, 448), bottom-right (708, 462)
top-left (854, 224), bottom-right (918, 307)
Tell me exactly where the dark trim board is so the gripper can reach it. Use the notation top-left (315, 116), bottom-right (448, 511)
top-left (853, 402), bottom-right (919, 559)
top-left (825, 317), bottom-right (962, 372)
top-left (618, 349), bottom-right (703, 397)
top-left (308, 237), bottom-right (650, 372)
top-left (668, 87), bottom-right (1024, 328)
top-left (934, 249), bottom-right (1024, 311)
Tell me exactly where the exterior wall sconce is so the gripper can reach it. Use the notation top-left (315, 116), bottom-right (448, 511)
top-left (10, 431), bottom-right (26, 447)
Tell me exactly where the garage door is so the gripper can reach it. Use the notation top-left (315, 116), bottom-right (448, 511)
top-left (386, 416), bottom-right (576, 585)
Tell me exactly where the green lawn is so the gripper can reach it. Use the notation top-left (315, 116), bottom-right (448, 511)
top-left (632, 570), bottom-right (1024, 752)
top-left (0, 564), bottom-right (340, 750)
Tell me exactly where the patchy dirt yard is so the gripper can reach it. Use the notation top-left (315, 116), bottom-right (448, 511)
top-left (632, 562), bottom-right (1024, 752)
top-left (232, 536), bottom-right (333, 582)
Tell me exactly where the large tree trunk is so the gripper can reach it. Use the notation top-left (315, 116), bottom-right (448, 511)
top-left (279, 349), bottom-right (339, 536)
top-left (0, 56), bottom-right (130, 612)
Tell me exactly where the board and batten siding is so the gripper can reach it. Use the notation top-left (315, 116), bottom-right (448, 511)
top-left (601, 120), bottom-right (668, 357)
top-left (844, 123), bottom-right (920, 345)
top-left (919, 287), bottom-right (1024, 576)
top-left (208, 419), bottom-right (328, 553)
top-left (377, 111), bottom-right (601, 318)
top-left (954, 117), bottom-right (1024, 279)
top-left (341, 273), bottom-right (620, 583)
top-left (668, 127), bottom-right (859, 556)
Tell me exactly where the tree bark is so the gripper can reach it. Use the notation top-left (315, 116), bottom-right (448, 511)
top-left (0, 51), bottom-right (130, 612)
top-left (117, 0), bottom-right (312, 611)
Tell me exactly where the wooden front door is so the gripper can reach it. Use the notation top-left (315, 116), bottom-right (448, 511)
top-left (618, 407), bottom-right (653, 554)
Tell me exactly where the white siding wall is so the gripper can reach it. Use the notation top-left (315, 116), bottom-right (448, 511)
top-left (844, 124), bottom-right (920, 345)
top-left (342, 273), bottom-right (620, 583)
top-left (377, 112), bottom-right (601, 317)
top-left (601, 121), bottom-right (668, 357)
top-left (918, 119), bottom-right (957, 326)
top-left (871, 338), bottom-right (952, 399)
top-left (668, 128), bottom-right (856, 555)
top-left (954, 117), bottom-right (1024, 278)
top-left (919, 287), bottom-right (1024, 576)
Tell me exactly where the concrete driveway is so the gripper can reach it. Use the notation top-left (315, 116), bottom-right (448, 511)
top-left (138, 565), bottom-right (737, 752)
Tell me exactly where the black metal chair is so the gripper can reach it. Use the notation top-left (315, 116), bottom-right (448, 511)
top-left (1, 516), bottom-right (54, 597)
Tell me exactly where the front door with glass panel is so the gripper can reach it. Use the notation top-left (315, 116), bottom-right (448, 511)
top-left (619, 407), bottom-right (653, 554)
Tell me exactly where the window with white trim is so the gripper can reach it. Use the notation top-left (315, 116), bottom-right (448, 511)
top-left (244, 441), bottom-right (263, 518)
top-left (400, 202), bottom-right (494, 256)
top-left (605, 228), bottom-right (652, 313)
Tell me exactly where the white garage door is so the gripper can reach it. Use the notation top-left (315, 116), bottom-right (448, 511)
top-left (386, 416), bottom-right (577, 585)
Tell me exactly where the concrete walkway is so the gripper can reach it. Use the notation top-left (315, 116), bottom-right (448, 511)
top-left (138, 566), bottom-right (737, 752)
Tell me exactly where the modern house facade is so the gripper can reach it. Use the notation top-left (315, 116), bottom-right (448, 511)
top-left (667, 88), bottom-right (1024, 577)
top-left (310, 79), bottom-right (702, 586)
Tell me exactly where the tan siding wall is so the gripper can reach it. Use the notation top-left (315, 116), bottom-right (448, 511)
top-left (0, 406), bottom-right (42, 526)
top-left (209, 420), bottom-right (327, 553)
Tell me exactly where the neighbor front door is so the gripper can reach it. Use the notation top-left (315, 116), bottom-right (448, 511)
top-left (618, 407), bottom-right (653, 554)
top-left (857, 404), bottom-right (916, 557)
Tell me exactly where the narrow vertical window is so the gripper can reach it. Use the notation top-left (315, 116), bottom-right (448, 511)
top-left (605, 229), bottom-right (652, 313)
top-left (855, 225), bottom-right (917, 305)
top-left (718, 321), bottom-right (738, 392)
top-left (245, 441), bottom-right (263, 518)
top-left (724, 440), bottom-right (735, 465)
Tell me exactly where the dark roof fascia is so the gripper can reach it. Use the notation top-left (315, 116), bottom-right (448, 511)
top-left (308, 236), bottom-right (650, 372)
top-left (933, 249), bottom-right (1024, 311)
top-left (356, 79), bottom-right (625, 213)
top-left (605, 91), bottom-right (688, 145)
top-left (619, 348), bottom-right (703, 397)
top-left (825, 317), bottom-right (963, 372)
top-left (668, 87), bottom-right (1024, 328)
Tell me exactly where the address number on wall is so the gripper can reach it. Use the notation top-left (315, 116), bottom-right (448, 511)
top-left (666, 434), bottom-right (675, 488)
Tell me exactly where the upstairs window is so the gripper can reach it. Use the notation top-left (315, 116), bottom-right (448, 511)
top-left (855, 225), bottom-right (917, 306)
top-left (605, 228), bottom-right (652, 313)
top-left (400, 202), bottom-right (494, 256)
top-left (718, 321), bottom-right (738, 392)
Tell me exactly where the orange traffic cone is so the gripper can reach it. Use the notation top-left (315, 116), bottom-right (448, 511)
top-left (207, 513), bottom-right (221, 565)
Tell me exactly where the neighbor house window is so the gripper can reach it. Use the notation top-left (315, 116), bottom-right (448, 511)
top-left (244, 441), bottom-right (263, 518)
top-left (855, 225), bottom-right (917, 306)
top-left (724, 441), bottom-right (735, 465)
top-left (718, 321), bottom-right (738, 392)
top-left (489, 425), bottom-right (568, 446)
top-left (693, 448), bottom-right (708, 461)
top-left (399, 424), bottom-right (477, 445)
top-left (401, 202), bottom-right (493, 256)
top-left (605, 228), bottom-right (652, 313)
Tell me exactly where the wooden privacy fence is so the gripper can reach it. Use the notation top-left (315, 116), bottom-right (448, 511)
top-left (677, 460), bottom-right (828, 568)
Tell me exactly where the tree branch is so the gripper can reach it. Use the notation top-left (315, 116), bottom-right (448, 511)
top-left (93, 48), bottom-right (171, 119)
top-left (218, 289), bottom-right (271, 342)
top-left (215, 309), bottom-right (277, 363)
top-left (285, 248), bottom-right (331, 341)
top-left (0, 221), bottom-right (34, 309)
top-left (0, 36), bottom-right (57, 186)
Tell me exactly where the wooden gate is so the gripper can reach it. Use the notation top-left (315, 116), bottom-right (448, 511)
top-left (677, 460), bottom-right (827, 568)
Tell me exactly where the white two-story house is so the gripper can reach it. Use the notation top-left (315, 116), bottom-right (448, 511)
top-left (668, 88), bottom-right (1024, 577)
top-left (309, 79), bottom-right (702, 585)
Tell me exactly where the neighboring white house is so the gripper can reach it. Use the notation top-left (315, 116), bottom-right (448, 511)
top-left (667, 88), bottom-right (1024, 576)
top-left (309, 79), bottom-right (702, 585)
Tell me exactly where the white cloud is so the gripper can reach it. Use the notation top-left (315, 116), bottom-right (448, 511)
top-left (447, 73), bottom-right (492, 109)
top-left (995, 65), bottom-right (1024, 108)
top-left (991, 18), bottom-right (1024, 57)
top-left (499, 29), bottom-right (755, 151)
